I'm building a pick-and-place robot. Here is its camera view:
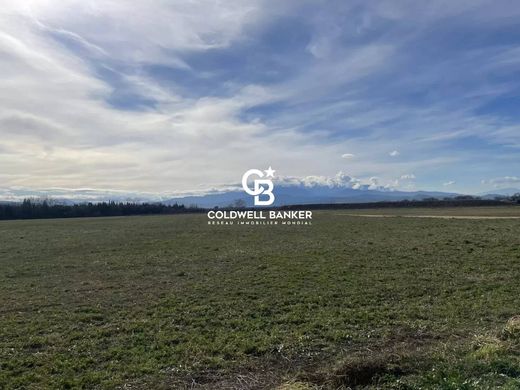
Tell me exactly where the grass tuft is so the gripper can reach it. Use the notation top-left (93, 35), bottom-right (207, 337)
top-left (276, 380), bottom-right (317, 390)
top-left (502, 315), bottom-right (520, 340)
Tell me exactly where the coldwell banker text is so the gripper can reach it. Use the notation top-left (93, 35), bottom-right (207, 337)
top-left (207, 210), bottom-right (313, 225)
top-left (207, 168), bottom-right (313, 225)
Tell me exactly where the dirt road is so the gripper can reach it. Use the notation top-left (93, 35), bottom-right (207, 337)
top-left (339, 214), bottom-right (520, 219)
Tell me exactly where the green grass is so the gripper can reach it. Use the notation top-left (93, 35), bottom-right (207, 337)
top-left (1, 208), bottom-right (520, 389)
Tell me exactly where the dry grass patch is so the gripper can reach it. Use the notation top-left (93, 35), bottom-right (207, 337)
top-left (276, 380), bottom-right (317, 390)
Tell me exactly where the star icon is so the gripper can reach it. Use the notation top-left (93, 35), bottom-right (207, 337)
top-left (264, 166), bottom-right (276, 177)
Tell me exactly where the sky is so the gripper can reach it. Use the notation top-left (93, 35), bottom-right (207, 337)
top-left (0, 0), bottom-right (519, 200)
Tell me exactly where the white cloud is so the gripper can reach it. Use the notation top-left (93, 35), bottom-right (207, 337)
top-left (3, 0), bottom-right (265, 63)
top-left (400, 173), bottom-right (416, 180)
top-left (389, 150), bottom-right (400, 157)
top-left (277, 171), bottom-right (394, 191)
top-left (278, 171), bottom-right (358, 188)
top-left (341, 153), bottom-right (355, 159)
top-left (443, 181), bottom-right (455, 186)
top-left (368, 176), bottom-right (380, 190)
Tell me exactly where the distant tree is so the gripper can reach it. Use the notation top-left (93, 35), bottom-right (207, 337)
top-left (230, 199), bottom-right (246, 208)
top-left (454, 195), bottom-right (477, 200)
top-left (0, 199), bottom-right (200, 221)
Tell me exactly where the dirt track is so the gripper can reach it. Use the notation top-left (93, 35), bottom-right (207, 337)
top-left (339, 214), bottom-right (520, 219)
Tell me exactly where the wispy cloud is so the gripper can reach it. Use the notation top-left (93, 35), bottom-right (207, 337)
top-left (0, 0), bottom-right (519, 196)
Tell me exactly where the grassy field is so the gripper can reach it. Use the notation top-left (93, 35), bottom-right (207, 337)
top-left (1, 207), bottom-right (520, 389)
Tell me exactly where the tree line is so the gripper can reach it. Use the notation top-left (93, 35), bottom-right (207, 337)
top-left (281, 196), bottom-right (520, 211)
top-left (0, 195), bottom-right (519, 220)
top-left (0, 199), bottom-right (201, 220)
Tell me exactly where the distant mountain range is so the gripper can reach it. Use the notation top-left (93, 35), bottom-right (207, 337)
top-left (1, 185), bottom-right (517, 207)
top-left (165, 184), bottom-right (462, 208)
top-left (479, 188), bottom-right (520, 198)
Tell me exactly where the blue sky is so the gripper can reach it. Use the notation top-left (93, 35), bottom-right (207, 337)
top-left (0, 0), bottom-right (519, 199)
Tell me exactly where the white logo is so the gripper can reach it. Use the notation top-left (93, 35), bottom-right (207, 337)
top-left (241, 167), bottom-right (276, 206)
